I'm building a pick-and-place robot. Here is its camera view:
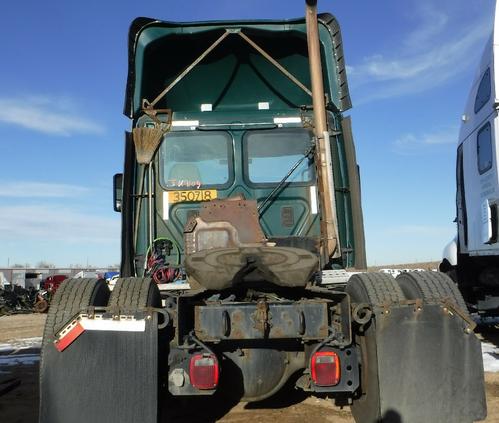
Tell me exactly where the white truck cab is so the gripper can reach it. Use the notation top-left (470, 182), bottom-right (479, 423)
top-left (442, 3), bottom-right (499, 314)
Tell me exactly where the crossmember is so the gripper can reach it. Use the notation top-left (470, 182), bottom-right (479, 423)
top-left (194, 299), bottom-right (340, 342)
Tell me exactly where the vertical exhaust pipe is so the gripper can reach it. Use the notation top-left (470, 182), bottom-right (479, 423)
top-left (305, 0), bottom-right (340, 262)
top-left (305, 0), bottom-right (327, 135)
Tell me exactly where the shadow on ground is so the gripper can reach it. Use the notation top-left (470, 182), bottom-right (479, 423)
top-left (0, 347), bottom-right (40, 423)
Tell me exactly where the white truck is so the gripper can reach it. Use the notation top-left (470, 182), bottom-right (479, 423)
top-left (441, 2), bottom-right (499, 315)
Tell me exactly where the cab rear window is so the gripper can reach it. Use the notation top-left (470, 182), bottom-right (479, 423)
top-left (159, 131), bottom-right (232, 189)
top-left (244, 129), bottom-right (314, 185)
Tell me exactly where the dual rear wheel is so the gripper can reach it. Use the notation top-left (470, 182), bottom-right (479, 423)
top-left (42, 277), bottom-right (159, 346)
top-left (39, 277), bottom-right (161, 423)
top-left (346, 271), bottom-right (469, 423)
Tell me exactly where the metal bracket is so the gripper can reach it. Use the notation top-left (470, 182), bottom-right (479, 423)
top-left (252, 298), bottom-right (272, 336)
top-left (399, 298), bottom-right (424, 312)
top-left (441, 299), bottom-right (477, 333)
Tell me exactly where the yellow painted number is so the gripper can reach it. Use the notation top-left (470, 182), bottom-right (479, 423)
top-left (168, 189), bottom-right (217, 204)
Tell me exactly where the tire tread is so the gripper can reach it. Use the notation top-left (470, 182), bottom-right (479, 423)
top-left (347, 272), bottom-right (405, 305)
top-left (396, 271), bottom-right (467, 311)
top-left (108, 277), bottom-right (158, 308)
top-left (43, 278), bottom-right (107, 342)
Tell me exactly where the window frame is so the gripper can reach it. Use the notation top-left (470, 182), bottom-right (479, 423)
top-left (158, 130), bottom-right (234, 191)
top-left (477, 121), bottom-right (493, 175)
top-left (242, 128), bottom-right (316, 188)
top-left (474, 67), bottom-right (491, 114)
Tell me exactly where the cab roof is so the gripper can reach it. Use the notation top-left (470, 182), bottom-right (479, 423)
top-left (123, 14), bottom-right (351, 118)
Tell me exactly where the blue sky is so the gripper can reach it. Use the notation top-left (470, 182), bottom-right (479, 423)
top-left (0, 0), bottom-right (495, 267)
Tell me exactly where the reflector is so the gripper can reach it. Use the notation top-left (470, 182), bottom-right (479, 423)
top-left (311, 350), bottom-right (340, 386)
top-left (189, 353), bottom-right (219, 390)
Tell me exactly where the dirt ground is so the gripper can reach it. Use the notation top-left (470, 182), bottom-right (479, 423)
top-left (0, 314), bottom-right (46, 343)
top-left (0, 314), bottom-right (498, 423)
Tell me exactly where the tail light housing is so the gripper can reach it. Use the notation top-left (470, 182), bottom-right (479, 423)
top-left (311, 350), bottom-right (340, 386)
top-left (189, 353), bottom-right (219, 390)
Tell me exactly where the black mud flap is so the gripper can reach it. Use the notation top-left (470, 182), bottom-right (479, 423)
top-left (39, 314), bottom-right (158, 423)
top-left (375, 304), bottom-right (486, 423)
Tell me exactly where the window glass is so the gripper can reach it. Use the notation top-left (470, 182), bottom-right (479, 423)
top-left (474, 68), bottom-right (491, 114)
top-left (477, 122), bottom-right (493, 175)
top-left (244, 129), bottom-right (314, 184)
top-left (160, 131), bottom-right (231, 189)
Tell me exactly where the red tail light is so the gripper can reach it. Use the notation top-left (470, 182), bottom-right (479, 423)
top-left (311, 351), bottom-right (340, 386)
top-left (189, 353), bottom-right (219, 390)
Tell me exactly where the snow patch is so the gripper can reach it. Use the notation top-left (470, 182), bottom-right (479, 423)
top-left (0, 337), bottom-right (42, 370)
top-left (0, 337), bottom-right (42, 353)
top-left (482, 342), bottom-right (499, 372)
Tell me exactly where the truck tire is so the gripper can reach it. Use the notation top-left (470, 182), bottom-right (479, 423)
top-left (108, 277), bottom-right (161, 308)
top-left (110, 277), bottom-right (170, 421)
top-left (346, 272), bottom-right (404, 305)
top-left (346, 273), bottom-right (405, 423)
top-left (396, 271), bottom-right (467, 312)
top-left (42, 278), bottom-right (110, 346)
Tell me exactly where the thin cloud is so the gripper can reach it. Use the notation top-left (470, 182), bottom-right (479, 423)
top-left (0, 181), bottom-right (90, 198)
top-left (0, 205), bottom-right (119, 244)
top-left (393, 126), bottom-right (458, 154)
top-left (403, 4), bottom-right (449, 50)
top-left (349, 3), bottom-right (493, 103)
top-left (0, 96), bottom-right (104, 136)
top-left (354, 25), bottom-right (487, 82)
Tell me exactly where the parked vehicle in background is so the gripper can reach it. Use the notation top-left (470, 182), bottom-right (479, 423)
top-left (441, 0), bottom-right (499, 316)
top-left (43, 275), bottom-right (68, 294)
top-left (104, 271), bottom-right (119, 281)
top-left (107, 273), bottom-right (119, 291)
top-left (35, 275), bottom-right (69, 313)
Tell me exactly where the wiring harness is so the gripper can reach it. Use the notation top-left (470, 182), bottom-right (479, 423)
top-left (145, 238), bottom-right (183, 284)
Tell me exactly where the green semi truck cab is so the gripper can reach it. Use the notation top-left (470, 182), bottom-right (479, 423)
top-left (39, 4), bottom-right (486, 423)
top-left (117, 14), bottom-right (365, 276)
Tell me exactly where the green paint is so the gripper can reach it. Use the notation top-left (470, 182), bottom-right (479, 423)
top-left (127, 15), bottom-right (358, 271)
